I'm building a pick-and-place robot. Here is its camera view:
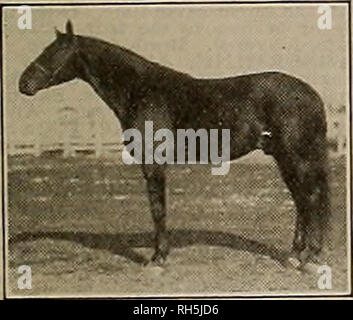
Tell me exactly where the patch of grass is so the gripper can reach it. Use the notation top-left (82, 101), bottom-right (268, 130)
top-left (7, 156), bottom-right (348, 296)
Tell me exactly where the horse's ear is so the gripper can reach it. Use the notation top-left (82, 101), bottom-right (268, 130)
top-left (55, 27), bottom-right (63, 38)
top-left (65, 20), bottom-right (74, 36)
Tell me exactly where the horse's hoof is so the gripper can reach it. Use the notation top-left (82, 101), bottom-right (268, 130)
top-left (142, 260), bottom-right (165, 277)
top-left (298, 248), bottom-right (312, 265)
top-left (287, 247), bottom-right (324, 273)
top-left (146, 252), bottom-right (168, 267)
top-left (301, 262), bottom-right (321, 273)
top-left (287, 256), bottom-right (301, 269)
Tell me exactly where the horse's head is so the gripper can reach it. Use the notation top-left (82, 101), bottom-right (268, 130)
top-left (19, 20), bottom-right (79, 96)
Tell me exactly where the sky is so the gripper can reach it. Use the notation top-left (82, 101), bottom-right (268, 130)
top-left (2, 4), bottom-right (349, 144)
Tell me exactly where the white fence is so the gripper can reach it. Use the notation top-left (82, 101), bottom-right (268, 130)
top-left (7, 133), bottom-right (346, 159)
top-left (6, 105), bottom-right (347, 159)
top-left (7, 140), bottom-right (123, 158)
top-left (327, 111), bottom-right (346, 158)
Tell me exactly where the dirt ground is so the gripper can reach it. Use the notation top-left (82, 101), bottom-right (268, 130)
top-left (6, 155), bottom-right (349, 297)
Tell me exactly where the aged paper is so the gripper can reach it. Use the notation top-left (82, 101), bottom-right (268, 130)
top-left (1, 1), bottom-right (351, 299)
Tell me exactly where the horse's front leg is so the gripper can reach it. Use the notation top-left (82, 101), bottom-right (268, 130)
top-left (142, 164), bottom-right (169, 265)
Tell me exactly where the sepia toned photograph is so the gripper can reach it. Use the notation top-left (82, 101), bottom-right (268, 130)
top-left (1, 2), bottom-right (351, 298)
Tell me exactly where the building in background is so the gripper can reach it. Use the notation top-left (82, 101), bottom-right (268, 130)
top-left (7, 104), bottom-right (347, 160)
top-left (327, 105), bottom-right (346, 157)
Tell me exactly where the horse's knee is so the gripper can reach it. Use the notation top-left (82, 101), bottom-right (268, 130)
top-left (292, 232), bottom-right (306, 254)
top-left (142, 164), bottom-right (165, 181)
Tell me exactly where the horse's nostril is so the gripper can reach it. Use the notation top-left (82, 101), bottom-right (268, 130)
top-left (19, 81), bottom-right (27, 94)
top-left (19, 79), bottom-right (35, 96)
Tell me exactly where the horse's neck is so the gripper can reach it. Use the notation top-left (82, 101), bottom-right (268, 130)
top-left (76, 36), bottom-right (151, 123)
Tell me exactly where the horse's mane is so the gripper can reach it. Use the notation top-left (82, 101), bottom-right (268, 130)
top-left (76, 34), bottom-right (193, 82)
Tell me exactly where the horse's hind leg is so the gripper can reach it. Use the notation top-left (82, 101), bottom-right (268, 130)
top-left (274, 156), bottom-right (307, 254)
top-left (299, 154), bottom-right (330, 262)
top-left (274, 136), bottom-right (330, 265)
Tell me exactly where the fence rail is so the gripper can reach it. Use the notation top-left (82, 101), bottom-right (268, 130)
top-left (7, 135), bottom-right (346, 159)
top-left (7, 140), bottom-right (124, 158)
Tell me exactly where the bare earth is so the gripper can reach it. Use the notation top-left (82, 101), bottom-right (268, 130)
top-left (7, 156), bottom-right (348, 297)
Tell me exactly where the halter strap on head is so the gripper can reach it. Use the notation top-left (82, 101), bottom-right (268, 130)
top-left (33, 61), bottom-right (51, 75)
top-left (33, 49), bottom-right (77, 85)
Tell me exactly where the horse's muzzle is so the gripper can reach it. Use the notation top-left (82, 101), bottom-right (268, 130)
top-left (19, 78), bottom-right (37, 96)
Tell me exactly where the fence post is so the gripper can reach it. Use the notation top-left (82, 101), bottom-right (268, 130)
top-left (95, 131), bottom-right (102, 158)
top-left (94, 115), bottom-right (103, 158)
top-left (337, 132), bottom-right (345, 156)
top-left (63, 130), bottom-right (71, 158)
top-left (34, 131), bottom-right (41, 157)
top-left (7, 142), bottom-right (14, 156)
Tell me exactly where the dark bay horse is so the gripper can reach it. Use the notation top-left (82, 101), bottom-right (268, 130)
top-left (19, 21), bottom-right (330, 267)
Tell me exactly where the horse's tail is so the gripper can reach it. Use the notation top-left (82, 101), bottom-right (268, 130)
top-left (309, 98), bottom-right (332, 248)
top-left (318, 107), bottom-right (332, 248)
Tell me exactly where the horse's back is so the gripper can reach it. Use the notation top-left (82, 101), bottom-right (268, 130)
top-left (194, 71), bottom-right (326, 134)
top-left (196, 71), bottom-right (327, 158)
